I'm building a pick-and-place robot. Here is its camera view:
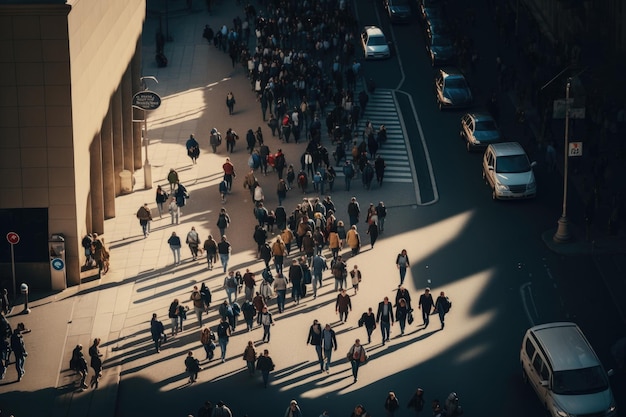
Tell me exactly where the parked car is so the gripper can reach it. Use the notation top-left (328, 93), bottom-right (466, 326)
top-left (361, 26), bottom-right (391, 60)
top-left (460, 112), bottom-right (501, 151)
top-left (482, 142), bottom-right (537, 200)
top-left (425, 17), bottom-right (452, 38)
top-left (384, 0), bottom-right (412, 22)
top-left (521, 323), bottom-right (617, 417)
top-left (434, 68), bottom-right (473, 110)
top-left (426, 31), bottom-right (456, 66)
top-left (419, 0), bottom-right (444, 23)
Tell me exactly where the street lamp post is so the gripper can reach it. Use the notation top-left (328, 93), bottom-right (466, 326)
top-left (553, 78), bottom-right (572, 242)
top-left (133, 76), bottom-right (160, 190)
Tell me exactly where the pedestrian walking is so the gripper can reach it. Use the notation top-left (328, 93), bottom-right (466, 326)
top-left (311, 254), bottom-right (327, 298)
top-left (367, 221), bottom-right (378, 248)
top-left (155, 185), bottom-right (168, 218)
top-left (346, 225), bottom-right (361, 256)
top-left (407, 388), bottom-right (425, 416)
top-left (331, 255), bottom-right (348, 291)
top-left (216, 208), bottom-right (231, 237)
top-left (222, 157), bottom-right (236, 191)
top-left (186, 226), bottom-right (201, 260)
top-left (335, 289), bottom-right (352, 323)
top-left (396, 298), bottom-right (409, 336)
top-left (168, 299), bottom-right (180, 336)
top-left (376, 297), bottom-right (394, 345)
top-left (210, 128), bottom-right (222, 153)
top-left (186, 134), bottom-right (200, 164)
top-left (200, 327), bottom-right (216, 360)
top-left (374, 155), bottom-right (386, 186)
top-left (225, 128), bottom-right (239, 153)
top-left (203, 235), bottom-right (218, 270)
top-left (184, 351), bottom-right (201, 383)
top-left (418, 288), bottom-right (435, 328)
top-left (395, 249), bottom-right (410, 286)
top-left (217, 235), bottom-right (231, 273)
top-left (242, 340), bottom-right (257, 375)
top-left (174, 182), bottom-right (189, 219)
top-left (150, 313), bottom-right (166, 353)
top-left (70, 344), bottom-right (88, 390)
top-left (190, 286), bottom-right (205, 328)
top-left (384, 392), bottom-right (400, 417)
top-left (167, 168), bottom-right (179, 193)
top-left (257, 306), bottom-right (274, 342)
top-left (214, 401), bottom-right (233, 417)
top-left (347, 339), bottom-right (367, 382)
top-left (242, 269), bottom-right (256, 301)
top-left (350, 265), bottom-right (362, 294)
top-left (289, 259), bottom-right (303, 305)
top-left (272, 236), bottom-right (288, 275)
top-left (226, 91), bottom-right (236, 115)
top-left (136, 203), bottom-right (152, 238)
top-left (376, 201), bottom-right (387, 232)
top-left (223, 270), bottom-right (238, 305)
top-left (343, 160), bottom-right (355, 190)
top-left (216, 317), bottom-right (231, 363)
top-left (176, 303), bottom-right (188, 332)
top-left (434, 291), bottom-right (451, 329)
top-left (0, 312), bottom-right (12, 380)
top-left (307, 319), bottom-right (324, 372)
top-left (273, 273), bottom-right (288, 313)
top-left (168, 196), bottom-right (179, 225)
top-left (285, 400), bottom-right (303, 417)
top-left (347, 197), bottom-right (360, 226)
top-left (88, 338), bottom-right (103, 389)
top-left (167, 232), bottom-right (182, 265)
top-left (358, 307), bottom-right (377, 344)
top-left (241, 299), bottom-right (256, 331)
top-left (321, 323), bottom-right (337, 373)
top-left (256, 348), bottom-right (275, 388)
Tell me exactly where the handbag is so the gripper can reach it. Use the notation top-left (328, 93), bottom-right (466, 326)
top-left (407, 311), bottom-right (414, 325)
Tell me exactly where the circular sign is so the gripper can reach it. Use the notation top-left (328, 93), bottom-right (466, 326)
top-left (51, 258), bottom-right (65, 271)
top-left (6, 232), bottom-right (19, 245)
top-left (132, 91), bottom-right (161, 110)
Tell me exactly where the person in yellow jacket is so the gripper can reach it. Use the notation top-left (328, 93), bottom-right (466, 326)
top-left (346, 225), bottom-right (360, 256)
top-left (328, 230), bottom-right (341, 261)
top-left (272, 236), bottom-right (288, 275)
top-left (281, 228), bottom-right (295, 255)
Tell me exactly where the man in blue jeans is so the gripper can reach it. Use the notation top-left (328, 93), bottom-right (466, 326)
top-left (217, 236), bottom-right (231, 273)
top-left (216, 317), bottom-right (231, 363)
top-left (222, 271), bottom-right (238, 305)
top-left (376, 296), bottom-right (394, 346)
top-left (321, 323), bottom-right (337, 373)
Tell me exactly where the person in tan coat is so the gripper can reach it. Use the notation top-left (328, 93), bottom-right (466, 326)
top-left (281, 228), bottom-right (295, 255)
top-left (328, 231), bottom-right (341, 260)
top-left (346, 225), bottom-right (360, 256)
top-left (271, 236), bottom-right (287, 275)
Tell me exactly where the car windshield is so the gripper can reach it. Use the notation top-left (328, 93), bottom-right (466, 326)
top-left (475, 120), bottom-right (497, 131)
top-left (369, 36), bottom-right (387, 46)
top-left (495, 154), bottom-right (530, 173)
top-left (444, 77), bottom-right (467, 89)
top-left (552, 366), bottom-right (609, 395)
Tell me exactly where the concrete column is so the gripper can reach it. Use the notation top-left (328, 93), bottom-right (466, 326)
top-left (122, 67), bottom-right (134, 173)
top-left (90, 132), bottom-right (105, 233)
top-left (112, 85), bottom-right (124, 195)
top-left (132, 38), bottom-right (143, 170)
top-left (102, 105), bottom-right (116, 219)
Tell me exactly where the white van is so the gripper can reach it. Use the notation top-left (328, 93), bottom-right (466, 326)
top-left (520, 322), bottom-right (617, 417)
top-left (482, 142), bottom-right (536, 200)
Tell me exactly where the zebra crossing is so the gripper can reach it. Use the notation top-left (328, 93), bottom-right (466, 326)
top-left (323, 88), bottom-right (413, 183)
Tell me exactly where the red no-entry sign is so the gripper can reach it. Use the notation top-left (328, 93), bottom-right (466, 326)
top-left (6, 232), bottom-right (20, 245)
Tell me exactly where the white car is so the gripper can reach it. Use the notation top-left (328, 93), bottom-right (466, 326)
top-left (361, 26), bottom-right (391, 60)
top-left (482, 142), bottom-right (537, 200)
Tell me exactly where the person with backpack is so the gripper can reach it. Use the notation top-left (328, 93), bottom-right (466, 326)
top-left (242, 340), bottom-right (257, 375)
top-left (70, 344), bottom-right (89, 390)
top-left (136, 203), bottom-right (152, 238)
top-left (200, 327), bottom-right (216, 360)
top-left (209, 128), bottom-right (222, 153)
top-left (184, 351), bottom-right (201, 383)
top-left (297, 170), bottom-right (308, 194)
top-left (223, 271), bottom-right (238, 305)
top-left (256, 348), bottom-right (275, 388)
top-left (224, 128), bottom-right (238, 153)
top-left (226, 91), bottom-right (236, 115)
top-left (216, 208), bottom-right (230, 237)
top-left (186, 226), bottom-right (201, 261)
top-left (434, 291), bottom-right (451, 329)
top-left (186, 134), bottom-right (200, 164)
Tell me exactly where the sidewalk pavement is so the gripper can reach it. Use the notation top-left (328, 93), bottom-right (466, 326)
top-left (0, 1), bottom-right (419, 416)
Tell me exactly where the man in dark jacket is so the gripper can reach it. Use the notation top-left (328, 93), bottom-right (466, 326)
top-left (288, 260), bottom-right (303, 305)
top-left (376, 297), bottom-right (395, 345)
top-left (150, 313), bottom-right (165, 353)
top-left (307, 319), bottom-right (324, 371)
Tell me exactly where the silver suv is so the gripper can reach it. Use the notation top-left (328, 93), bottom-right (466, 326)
top-left (482, 142), bottom-right (536, 200)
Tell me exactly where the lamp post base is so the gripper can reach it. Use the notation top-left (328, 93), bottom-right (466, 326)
top-left (144, 162), bottom-right (152, 190)
top-left (553, 215), bottom-right (572, 243)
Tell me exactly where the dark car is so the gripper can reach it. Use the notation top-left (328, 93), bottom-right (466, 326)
top-left (425, 17), bottom-right (452, 38)
top-left (426, 31), bottom-right (456, 66)
top-left (419, 0), bottom-right (444, 23)
top-left (460, 112), bottom-right (502, 151)
top-left (384, 0), bottom-right (412, 22)
top-left (434, 68), bottom-right (473, 110)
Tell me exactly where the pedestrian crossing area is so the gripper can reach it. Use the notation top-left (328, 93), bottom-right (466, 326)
top-left (323, 88), bottom-right (413, 183)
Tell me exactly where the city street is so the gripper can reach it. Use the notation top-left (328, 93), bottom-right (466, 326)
top-left (1, 0), bottom-right (624, 416)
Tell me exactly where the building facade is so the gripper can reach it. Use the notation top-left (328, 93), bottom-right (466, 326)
top-left (0, 0), bottom-right (145, 289)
